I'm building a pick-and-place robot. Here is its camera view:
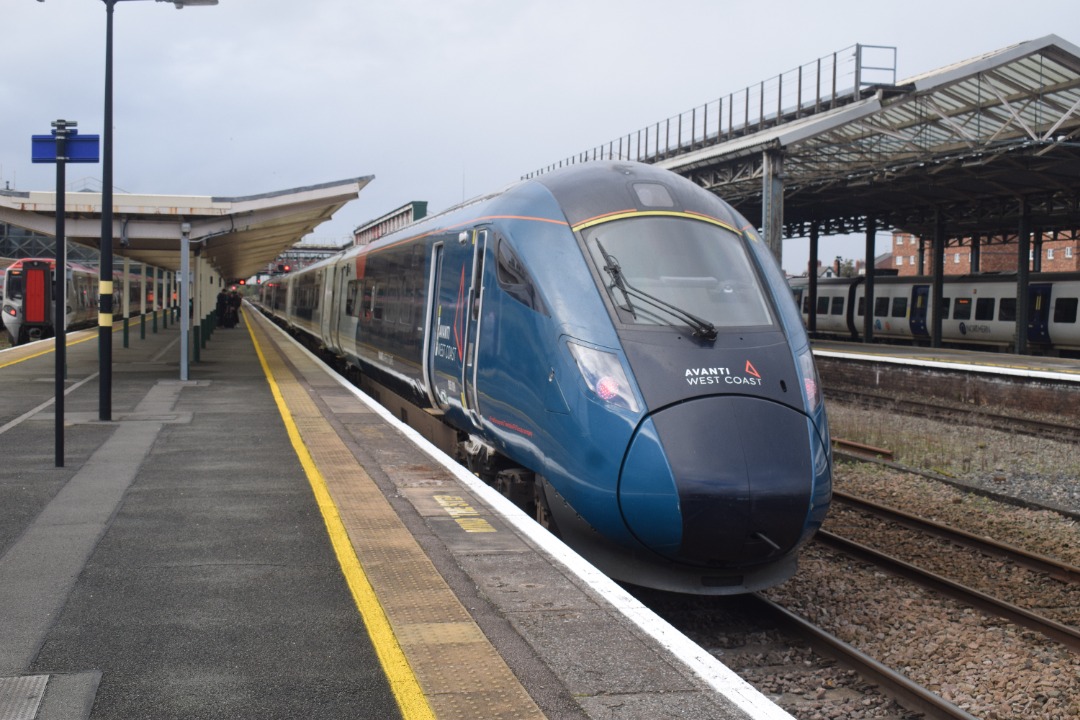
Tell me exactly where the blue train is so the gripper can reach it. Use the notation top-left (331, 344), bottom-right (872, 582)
top-left (257, 161), bottom-right (832, 594)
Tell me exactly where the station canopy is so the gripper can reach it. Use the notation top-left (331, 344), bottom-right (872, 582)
top-left (0, 176), bottom-right (373, 280)
top-left (656, 34), bottom-right (1080, 240)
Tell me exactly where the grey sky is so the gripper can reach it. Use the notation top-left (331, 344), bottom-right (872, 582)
top-left (3, 0), bottom-right (1077, 274)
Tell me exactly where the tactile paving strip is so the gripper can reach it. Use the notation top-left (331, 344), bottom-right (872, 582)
top-left (0, 676), bottom-right (47, 720)
top-left (248, 315), bottom-right (545, 720)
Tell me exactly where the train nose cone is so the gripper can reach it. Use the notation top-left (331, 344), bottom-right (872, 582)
top-left (619, 396), bottom-right (818, 565)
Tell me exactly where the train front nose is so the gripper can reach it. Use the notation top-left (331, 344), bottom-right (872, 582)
top-left (619, 396), bottom-right (819, 565)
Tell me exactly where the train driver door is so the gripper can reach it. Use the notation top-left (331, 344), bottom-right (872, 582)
top-left (461, 227), bottom-right (489, 422)
top-left (423, 227), bottom-right (488, 424)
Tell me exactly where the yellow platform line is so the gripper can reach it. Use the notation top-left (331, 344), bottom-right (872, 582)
top-left (246, 318), bottom-right (436, 720)
top-left (245, 312), bottom-right (546, 720)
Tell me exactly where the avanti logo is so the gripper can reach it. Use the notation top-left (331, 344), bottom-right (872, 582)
top-left (684, 361), bottom-right (762, 386)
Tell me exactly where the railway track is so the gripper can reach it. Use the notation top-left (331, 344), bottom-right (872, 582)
top-left (826, 387), bottom-right (1079, 444)
top-left (748, 594), bottom-right (980, 720)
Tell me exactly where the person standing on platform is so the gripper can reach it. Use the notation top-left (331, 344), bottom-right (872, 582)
top-left (216, 288), bottom-right (229, 327)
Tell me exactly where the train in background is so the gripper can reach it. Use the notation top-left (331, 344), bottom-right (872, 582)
top-left (789, 273), bottom-right (1080, 355)
top-left (1, 258), bottom-right (152, 345)
top-left (257, 161), bottom-right (832, 595)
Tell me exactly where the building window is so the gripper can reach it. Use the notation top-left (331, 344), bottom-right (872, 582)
top-left (1067, 247), bottom-right (1074, 259)
top-left (954, 252), bottom-right (961, 264)
top-left (896, 256), bottom-right (903, 266)
top-left (1048, 248), bottom-right (1055, 260)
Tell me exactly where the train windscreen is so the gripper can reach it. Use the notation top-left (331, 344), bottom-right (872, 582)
top-left (583, 216), bottom-right (774, 330)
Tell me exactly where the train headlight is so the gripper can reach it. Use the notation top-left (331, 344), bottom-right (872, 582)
top-left (796, 345), bottom-right (821, 412)
top-left (567, 341), bottom-right (639, 413)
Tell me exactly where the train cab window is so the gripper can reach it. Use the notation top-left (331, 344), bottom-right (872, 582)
top-left (975, 297), bottom-right (995, 321)
top-left (953, 297), bottom-right (972, 320)
top-left (582, 215), bottom-right (773, 329)
top-left (1054, 297), bottom-right (1078, 324)
top-left (496, 237), bottom-right (547, 314)
top-left (939, 298), bottom-right (951, 319)
top-left (873, 297), bottom-right (889, 317)
top-left (891, 297), bottom-right (907, 318)
top-left (816, 296), bottom-right (830, 315)
top-left (7, 273), bottom-right (23, 300)
top-left (830, 296), bottom-right (844, 315)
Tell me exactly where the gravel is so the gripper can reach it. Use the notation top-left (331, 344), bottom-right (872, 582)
top-left (755, 401), bottom-right (1080, 720)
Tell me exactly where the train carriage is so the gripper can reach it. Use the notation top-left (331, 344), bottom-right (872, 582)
top-left (260, 161), bottom-right (832, 595)
top-left (791, 272), bottom-right (1080, 354)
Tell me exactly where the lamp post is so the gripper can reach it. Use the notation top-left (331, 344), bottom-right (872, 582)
top-left (95, 0), bottom-right (218, 420)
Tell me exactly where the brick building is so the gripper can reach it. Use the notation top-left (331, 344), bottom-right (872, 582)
top-left (891, 232), bottom-right (1078, 275)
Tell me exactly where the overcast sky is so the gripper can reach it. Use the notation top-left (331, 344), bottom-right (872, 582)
top-left (3, 0), bottom-right (1077, 274)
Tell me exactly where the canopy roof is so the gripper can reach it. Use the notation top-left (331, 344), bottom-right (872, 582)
top-left (0, 176), bottom-right (372, 280)
top-left (659, 34), bottom-right (1080, 239)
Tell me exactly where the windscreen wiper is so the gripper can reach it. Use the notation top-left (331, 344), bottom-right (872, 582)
top-left (595, 240), bottom-right (717, 341)
top-left (595, 239), bottom-right (637, 319)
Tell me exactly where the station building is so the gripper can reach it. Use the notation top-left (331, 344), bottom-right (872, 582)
top-left (891, 231), bottom-right (1079, 275)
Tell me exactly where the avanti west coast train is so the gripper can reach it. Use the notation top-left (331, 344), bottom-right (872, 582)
top-left (790, 273), bottom-right (1080, 354)
top-left (260, 161), bottom-right (831, 594)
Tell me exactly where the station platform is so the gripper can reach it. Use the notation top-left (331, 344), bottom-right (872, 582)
top-left (0, 307), bottom-right (791, 720)
top-left (811, 339), bottom-right (1080, 382)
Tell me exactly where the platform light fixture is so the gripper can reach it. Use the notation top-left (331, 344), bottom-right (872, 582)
top-left (36, 0), bottom-right (219, 415)
top-left (97, 0), bottom-right (217, 417)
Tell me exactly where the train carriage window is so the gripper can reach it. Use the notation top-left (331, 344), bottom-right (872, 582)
top-left (953, 297), bottom-right (972, 320)
top-left (891, 297), bottom-right (907, 318)
top-left (830, 296), bottom-right (844, 315)
top-left (999, 298), bottom-right (1017, 322)
top-left (346, 281), bottom-right (359, 317)
top-left (802, 295), bottom-right (812, 314)
top-left (373, 283), bottom-right (386, 321)
top-left (975, 297), bottom-right (995, 321)
top-left (496, 237), bottom-right (547, 314)
top-left (816, 297), bottom-right (830, 315)
top-left (939, 298), bottom-right (951, 319)
top-left (873, 297), bottom-right (889, 317)
top-left (1054, 297), bottom-right (1078, 324)
top-left (857, 297), bottom-right (866, 317)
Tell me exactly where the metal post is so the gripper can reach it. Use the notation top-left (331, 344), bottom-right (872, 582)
top-left (808, 221), bottom-right (819, 335)
top-left (99, 0), bottom-right (116, 422)
top-left (180, 223), bottom-right (190, 381)
top-left (1016, 201), bottom-right (1031, 355)
top-left (931, 210), bottom-right (946, 348)
top-left (864, 218), bottom-right (876, 344)
top-left (52, 120), bottom-right (73, 467)
top-left (761, 149), bottom-right (784, 262)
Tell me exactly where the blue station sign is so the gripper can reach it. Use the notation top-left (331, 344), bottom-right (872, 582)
top-left (32, 130), bottom-right (100, 164)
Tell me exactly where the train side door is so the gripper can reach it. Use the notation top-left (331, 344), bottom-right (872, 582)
top-left (326, 262), bottom-right (350, 353)
top-left (422, 228), bottom-right (489, 422)
top-left (462, 228), bottom-right (488, 421)
top-left (423, 242), bottom-right (450, 411)
top-left (909, 284), bottom-right (929, 337)
top-left (24, 261), bottom-right (52, 334)
top-left (1027, 283), bottom-right (1053, 344)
